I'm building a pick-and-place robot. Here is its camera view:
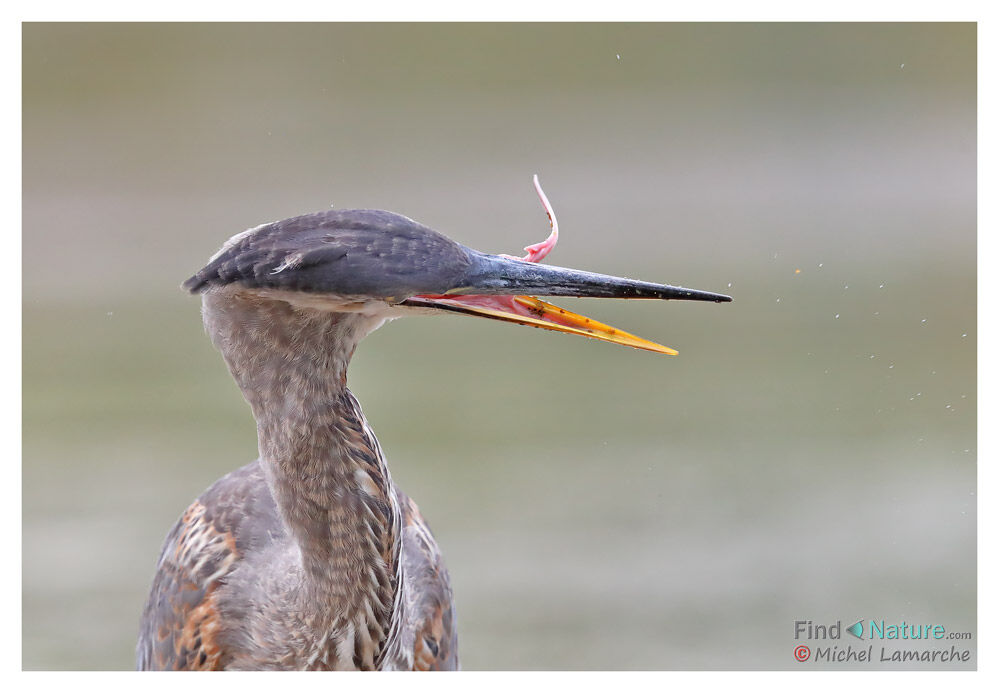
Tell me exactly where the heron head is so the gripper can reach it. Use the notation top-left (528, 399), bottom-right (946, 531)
top-left (184, 207), bottom-right (730, 355)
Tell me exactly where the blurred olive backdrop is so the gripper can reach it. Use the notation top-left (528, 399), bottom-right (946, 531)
top-left (23, 23), bottom-right (975, 670)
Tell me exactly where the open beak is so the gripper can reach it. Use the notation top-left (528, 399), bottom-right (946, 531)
top-left (402, 253), bottom-right (732, 355)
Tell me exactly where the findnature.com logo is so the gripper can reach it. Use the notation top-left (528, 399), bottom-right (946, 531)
top-left (792, 620), bottom-right (972, 664)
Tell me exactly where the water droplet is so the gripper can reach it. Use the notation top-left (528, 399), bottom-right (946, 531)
top-left (879, 283), bottom-right (885, 289)
top-left (835, 314), bottom-right (840, 319)
top-left (921, 319), bottom-right (927, 324)
top-left (962, 333), bottom-right (967, 338)
top-left (776, 297), bottom-right (781, 303)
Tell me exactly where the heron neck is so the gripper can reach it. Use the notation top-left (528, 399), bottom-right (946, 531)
top-left (202, 289), bottom-right (401, 667)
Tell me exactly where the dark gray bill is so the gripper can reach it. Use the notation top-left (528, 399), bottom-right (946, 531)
top-left (447, 252), bottom-right (732, 302)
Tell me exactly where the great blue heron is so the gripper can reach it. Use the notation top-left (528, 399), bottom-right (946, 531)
top-left (136, 179), bottom-right (731, 670)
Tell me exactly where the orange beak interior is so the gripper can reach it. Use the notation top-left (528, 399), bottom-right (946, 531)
top-left (403, 293), bottom-right (678, 355)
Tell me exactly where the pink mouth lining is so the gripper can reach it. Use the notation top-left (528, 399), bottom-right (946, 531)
top-left (415, 174), bottom-right (560, 317)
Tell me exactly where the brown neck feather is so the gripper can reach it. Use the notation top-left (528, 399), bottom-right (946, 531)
top-left (202, 287), bottom-right (401, 669)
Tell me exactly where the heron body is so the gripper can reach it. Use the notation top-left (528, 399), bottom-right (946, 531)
top-left (137, 201), bottom-right (730, 670)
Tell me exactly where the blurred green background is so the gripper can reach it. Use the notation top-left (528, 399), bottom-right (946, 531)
top-left (22, 23), bottom-right (975, 670)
